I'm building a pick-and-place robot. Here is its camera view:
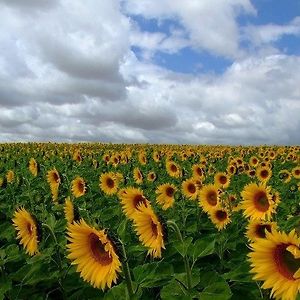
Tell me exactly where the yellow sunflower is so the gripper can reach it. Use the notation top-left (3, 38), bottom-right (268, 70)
top-left (133, 204), bottom-right (166, 258)
top-left (6, 170), bottom-right (14, 183)
top-left (147, 171), bottom-right (157, 182)
top-left (199, 184), bottom-right (220, 213)
top-left (245, 220), bottom-right (277, 242)
top-left (118, 187), bottom-right (151, 220)
top-left (249, 156), bottom-right (259, 168)
top-left (241, 183), bottom-right (275, 220)
top-left (46, 168), bottom-right (61, 187)
top-left (214, 172), bottom-right (230, 189)
top-left (99, 172), bottom-right (119, 195)
top-left (71, 176), bottom-right (86, 198)
top-left (256, 166), bottom-right (272, 183)
top-left (208, 206), bottom-right (231, 231)
top-left (64, 197), bottom-right (80, 224)
top-left (138, 151), bottom-right (147, 165)
top-left (192, 164), bottom-right (205, 179)
top-left (182, 178), bottom-right (198, 201)
top-left (67, 219), bottom-right (121, 290)
top-left (133, 167), bottom-right (143, 184)
top-left (248, 229), bottom-right (300, 300)
top-left (166, 160), bottom-right (182, 178)
top-left (12, 208), bottom-right (41, 256)
top-left (292, 166), bottom-right (300, 179)
top-left (279, 170), bottom-right (292, 183)
top-left (28, 158), bottom-right (38, 177)
top-left (156, 183), bottom-right (176, 210)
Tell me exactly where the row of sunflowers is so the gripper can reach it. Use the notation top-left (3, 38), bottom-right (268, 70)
top-left (0, 143), bottom-right (300, 299)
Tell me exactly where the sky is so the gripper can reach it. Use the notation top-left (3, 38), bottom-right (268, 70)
top-left (0, 0), bottom-right (300, 145)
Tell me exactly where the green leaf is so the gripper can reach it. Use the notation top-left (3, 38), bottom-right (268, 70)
top-left (133, 262), bottom-right (173, 288)
top-left (191, 235), bottom-right (215, 259)
top-left (222, 261), bottom-right (253, 283)
top-left (174, 237), bottom-right (193, 257)
top-left (160, 279), bottom-right (193, 300)
top-left (0, 277), bottom-right (11, 300)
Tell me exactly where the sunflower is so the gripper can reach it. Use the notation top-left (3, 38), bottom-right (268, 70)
top-left (133, 167), bottom-right (143, 184)
top-left (71, 176), bottom-right (86, 198)
top-left (12, 208), bottom-right (41, 256)
top-left (133, 204), bottom-right (165, 258)
top-left (28, 158), bottom-right (38, 177)
top-left (153, 151), bottom-right (160, 162)
top-left (118, 187), bottom-right (151, 220)
top-left (182, 178), bottom-right (198, 201)
top-left (166, 160), bottom-right (181, 178)
top-left (192, 164), bottom-right (205, 179)
top-left (279, 170), bottom-right (292, 183)
top-left (6, 170), bottom-right (14, 183)
top-left (147, 171), bottom-right (157, 182)
top-left (199, 184), bottom-right (220, 213)
top-left (156, 183), bottom-right (176, 210)
top-left (256, 166), bottom-right (272, 183)
top-left (64, 197), bottom-right (80, 224)
top-left (227, 164), bottom-right (237, 176)
top-left (247, 169), bottom-right (256, 178)
top-left (292, 166), bottom-right (300, 179)
top-left (138, 151), bottom-right (147, 165)
top-left (249, 156), bottom-right (259, 168)
top-left (208, 206), bottom-right (231, 231)
top-left (248, 229), bottom-right (300, 300)
top-left (0, 177), bottom-right (6, 188)
top-left (241, 183), bottom-right (275, 220)
top-left (99, 172), bottom-right (119, 195)
top-left (46, 168), bottom-right (61, 187)
top-left (67, 219), bottom-right (121, 290)
top-left (214, 172), bottom-right (230, 189)
top-left (246, 219), bottom-right (277, 242)
top-left (73, 150), bottom-right (82, 164)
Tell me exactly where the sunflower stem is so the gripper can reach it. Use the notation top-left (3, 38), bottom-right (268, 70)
top-left (167, 220), bottom-right (192, 291)
top-left (120, 241), bottom-right (134, 299)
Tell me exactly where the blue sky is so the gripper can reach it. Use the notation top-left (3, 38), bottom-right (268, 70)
top-left (0, 0), bottom-right (300, 144)
top-left (128, 0), bottom-right (300, 74)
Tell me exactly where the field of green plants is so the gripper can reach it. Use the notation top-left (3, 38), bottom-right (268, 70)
top-left (0, 143), bottom-right (300, 300)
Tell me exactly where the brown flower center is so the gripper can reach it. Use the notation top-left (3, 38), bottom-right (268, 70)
top-left (219, 175), bottom-right (227, 185)
top-left (260, 169), bottom-right (269, 179)
top-left (89, 233), bottom-right (113, 266)
top-left (151, 221), bottom-right (158, 237)
top-left (254, 191), bottom-right (270, 212)
top-left (133, 194), bottom-right (147, 209)
top-left (196, 167), bottom-right (202, 176)
top-left (53, 173), bottom-right (60, 183)
top-left (27, 223), bottom-right (34, 235)
top-left (252, 158), bottom-right (258, 165)
top-left (106, 177), bottom-right (115, 189)
top-left (255, 224), bottom-right (271, 238)
top-left (274, 244), bottom-right (300, 280)
top-left (207, 191), bottom-right (217, 206)
top-left (170, 163), bottom-right (177, 172)
top-left (216, 210), bottom-right (227, 221)
top-left (166, 187), bottom-right (174, 197)
top-left (187, 183), bottom-right (196, 194)
top-left (295, 170), bottom-right (300, 176)
top-left (77, 181), bottom-right (85, 194)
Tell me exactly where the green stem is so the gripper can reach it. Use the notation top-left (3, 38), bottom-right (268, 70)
top-left (42, 223), bottom-right (66, 300)
top-left (167, 220), bottom-right (192, 290)
top-left (120, 241), bottom-right (134, 299)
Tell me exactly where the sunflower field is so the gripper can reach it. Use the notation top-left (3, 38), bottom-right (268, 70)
top-left (1, 143), bottom-right (300, 300)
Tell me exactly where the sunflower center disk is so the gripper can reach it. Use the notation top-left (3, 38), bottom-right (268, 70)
top-left (261, 170), bottom-right (269, 178)
top-left (106, 178), bottom-right (115, 188)
top-left (187, 183), bottom-right (196, 194)
top-left (216, 210), bottom-right (227, 221)
top-left (78, 182), bottom-right (84, 193)
top-left (219, 176), bottom-right (227, 184)
top-left (170, 164), bottom-right (177, 172)
top-left (254, 191), bottom-right (269, 212)
top-left (166, 187), bottom-right (174, 197)
top-left (151, 221), bottom-right (158, 237)
top-left (255, 224), bottom-right (271, 238)
top-left (89, 233), bottom-right (113, 266)
top-left (207, 191), bottom-right (217, 206)
top-left (27, 223), bottom-right (34, 235)
top-left (133, 195), bottom-right (147, 209)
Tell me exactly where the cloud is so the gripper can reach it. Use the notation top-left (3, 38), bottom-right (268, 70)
top-left (242, 16), bottom-right (300, 47)
top-left (124, 0), bottom-right (256, 58)
top-left (0, 0), bottom-right (299, 145)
